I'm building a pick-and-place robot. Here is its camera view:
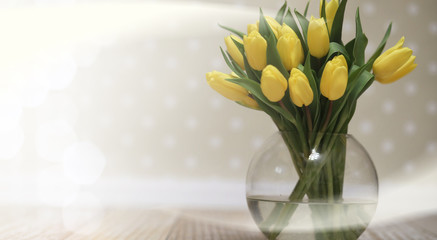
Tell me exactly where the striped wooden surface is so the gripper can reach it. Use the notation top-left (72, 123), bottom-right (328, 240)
top-left (0, 207), bottom-right (436, 240)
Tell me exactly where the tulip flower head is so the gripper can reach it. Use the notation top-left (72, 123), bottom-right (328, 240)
top-left (225, 35), bottom-right (245, 70)
top-left (289, 68), bottom-right (314, 107)
top-left (373, 37), bottom-right (417, 84)
top-left (320, 55), bottom-right (348, 101)
top-left (206, 71), bottom-right (248, 102)
top-left (277, 25), bottom-right (305, 70)
top-left (260, 65), bottom-right (288, 102)
top-left (307, 16), bottom-right (330, 58)
top-left (320, 0), bottom-right (339, 33)
top-left (243, 31), bottom-right (267, 71)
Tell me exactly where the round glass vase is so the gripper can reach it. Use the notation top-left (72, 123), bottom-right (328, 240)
top-left (246, 131), bottom-right (378, 240)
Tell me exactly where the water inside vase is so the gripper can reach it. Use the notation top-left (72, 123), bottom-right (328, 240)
top-left (247, 195), bottom-right (377, 240)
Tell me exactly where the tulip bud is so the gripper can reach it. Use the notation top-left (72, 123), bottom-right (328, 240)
top-left (289, 68), bottom-right (314, 107)
top-left (373, 37), bottom-right (417, 84)
top-left (308, 16), bottom-right (330, 59)
top-left (225, 35), bottom-right (245, 70)
top-left (277, 25), bottom-right (305, 71)
top-left (247, 23), bottom-right (258, 34)
top-left (320, 0), bottom-right (339, 32)
top-left (257, 16), bottom-right (281, 39)
top-left (260, 65), bottom-right (288, 102)
top-left (320, 55), bottom-right (348, 101)
top-left (243, 31), bottom-right (267, 71)
top-left (206, 71), bottom-right (248, 101)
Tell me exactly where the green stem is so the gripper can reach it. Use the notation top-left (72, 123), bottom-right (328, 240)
top-left (305, 105), bottom-right (313, 138)
top-left (262, 132), bottom-right (349, 239)
top-left (325, 158), bottom-right (334, 202)
top-left (279, 101), bottom-right (310, 156)
top-left (321, 101), bottom-right (333, 133)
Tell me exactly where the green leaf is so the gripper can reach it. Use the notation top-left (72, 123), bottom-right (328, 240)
top-left (358, 76), bottom-right (375, 98)
top-left (325, 42), bottom-right (351, 67)
top-left (226, 78), bottom-right (299, 127)
top-left (321, 0), bottom-right (326, 20)
top-left (284, 8), bottom-right (308, 55)
top-left (294, 9), bottom-right (309, 43)
top-left (348, 69), bottom-right (374, 106)
top-left (326, 64), bottom-right (371, 131)
top-left (275, 2), bottom-right (288, 24)
top-left (330, 0), bottom-right (348, 43)
top-left (218, 24), bottom-right (245, 39)
top-left (353, 8), bottom-right (368, 66)
top-left (345, 38), bottom-right (355, 63)
top-left (265, 34), bottom-right (290, 79)
top-left (335, 69), bottom-right (374, 131)
top-left (220, 47), bottom-right (246, 79)
top-left (317, 43), bottom-right (351, 77)
top-left (304, 1), bottom-right (310, 17)
top-left (244, 58), bottom-right (261, 82)
top-left (365, 23), bottom-right (392, 71)
top-left (259, 9), bottom-right (276, 40)
top-left (303, 53), bottom-right (321, 130)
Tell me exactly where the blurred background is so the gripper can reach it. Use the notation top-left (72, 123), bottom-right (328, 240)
top-left (0, 0), bottom-right (436, 229)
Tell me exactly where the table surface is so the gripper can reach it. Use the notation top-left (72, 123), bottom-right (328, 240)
top-left (1, 207), bottom-right (436, 240)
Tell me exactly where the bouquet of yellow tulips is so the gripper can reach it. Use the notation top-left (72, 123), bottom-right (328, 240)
top-left (206, 0), bottom-right (416, 239)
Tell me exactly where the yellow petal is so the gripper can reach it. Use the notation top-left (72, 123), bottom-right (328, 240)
top-left (295, 76), bottom-right (314, 106)
top-left (289, 68), bottom-right (313, 107)
top-left (261, 65), bottom-right (288, 102)
top-left (374, 48), bottom-right (413, 79)
top-left (374, 37), bottom-right (405, 66)
top-left (373, 37), bottom-right (417, 84)
top-left (224, 35), bottom-right (245, 70)
top-left (377, 56), bottom-right (417, 84)
top-left (247, 23), bottom-right (258, 34)
top-left (238, 96), bottom-right (261, 110)
top-left (206, 71), bottom-right (248, 101)
top-left (277, 34), bottom-right (304, 70)
top-left (308, 16), bottom-right (330, 58)
top-left (279, 24), bottom-right (298, 39)
top-left (243, 31), bottom-right (267, 71)
top-left (328, 66), bottom-right (348, 100)
top-left (320, 61), bottom-right (333, 97)
top-left (320, 55), bottom-right (348, 100)
top-left (325, 0), bottom-right (339, 32)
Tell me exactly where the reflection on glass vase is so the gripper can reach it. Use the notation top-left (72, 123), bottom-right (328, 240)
top-left (246, 131), bottom-right (378, 240)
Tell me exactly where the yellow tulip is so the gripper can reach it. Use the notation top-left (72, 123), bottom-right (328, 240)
top-left (206, 71), bottom-right (248, 101)
top-left (247, 23), bottom-right (258, 34)
top-left (320, 0), bottom-right (339, 32)
top-left (260, 65), bottom-right (288, 102)
top-left (224, 35), bottom-right (245, 70)
top-left (308, 16), bottom-right (330, 58)
top-left (320, 55), bottom-right (348, 101)
top-left (243, 31), bottom-right (267, 71)
top-left (373, 37), bottom-right (417, 84)
top-left (289, 68), bottom-right (314, 107)
top-left (238, 96), bottom-right (261, 110)
top-left (257, 16), bottom-right (281, 39)
top-left (277, 25), bottom-right (305, 70)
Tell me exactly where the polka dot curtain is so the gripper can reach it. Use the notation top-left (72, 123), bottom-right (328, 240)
top-left (0, 0), bottom-right (436, 209)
